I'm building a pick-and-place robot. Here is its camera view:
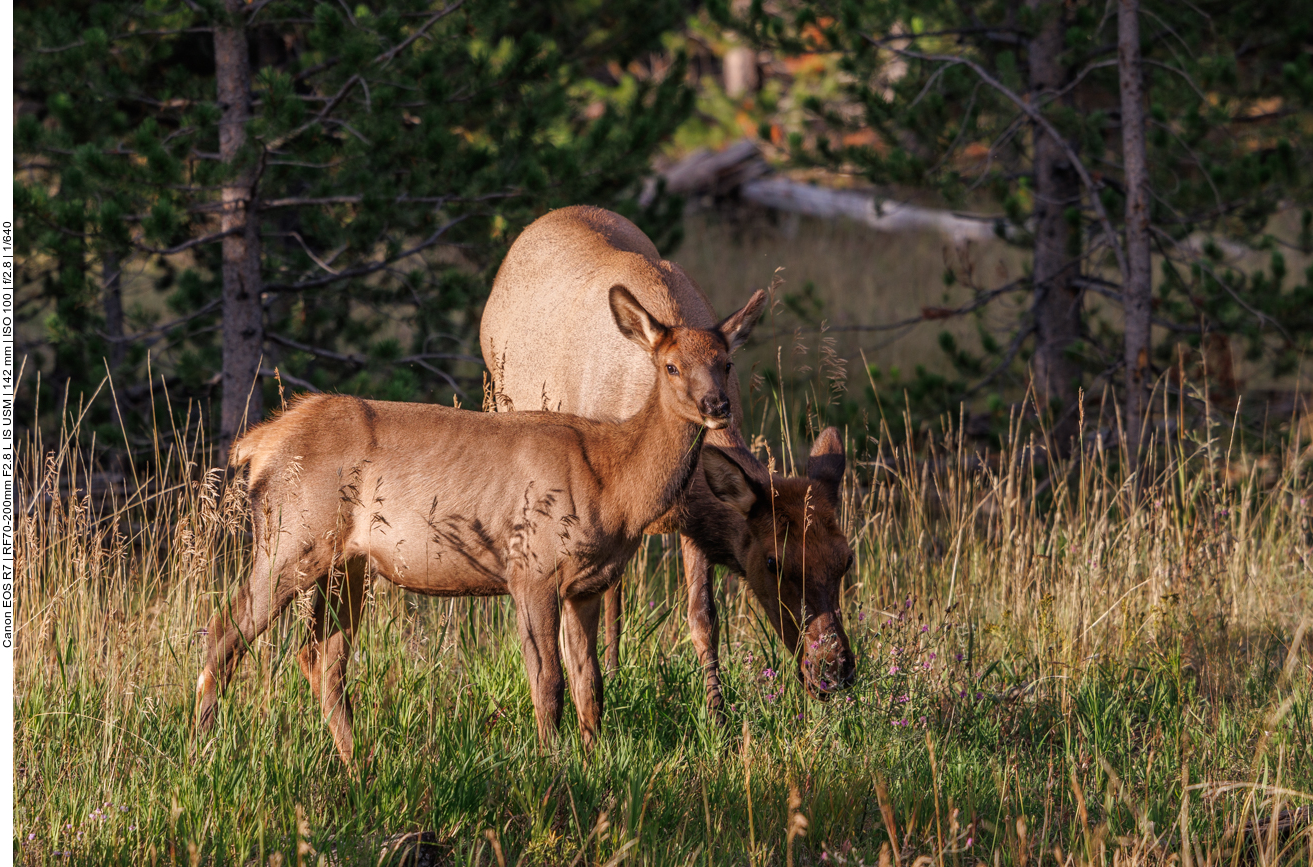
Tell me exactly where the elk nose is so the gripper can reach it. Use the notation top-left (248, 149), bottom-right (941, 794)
top-left (699, 395), bottom-right (730, 419)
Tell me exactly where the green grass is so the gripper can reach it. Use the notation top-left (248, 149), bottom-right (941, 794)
top-left (14, 371), bottom-right (1313, 866)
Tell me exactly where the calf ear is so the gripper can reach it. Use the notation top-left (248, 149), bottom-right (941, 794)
top-left (717, 289), bottom-right (768, 353)
top-left (806, 427), bottom-right (845, 503)
top-left (610, 285), bottom-right (669, 353)
top-left (702, 446), bottom-right (759, 516)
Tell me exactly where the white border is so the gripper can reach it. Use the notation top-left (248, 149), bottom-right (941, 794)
top-left (2, 0), bottom-right (16, 856)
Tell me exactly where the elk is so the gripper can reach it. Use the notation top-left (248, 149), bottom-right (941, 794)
top-left (481, 205), bottom-right (856, 714)
top-left (195, 285), bottom-right (766, 764)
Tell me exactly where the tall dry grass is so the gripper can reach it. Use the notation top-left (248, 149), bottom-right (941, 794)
top-left (12, 359), bottom-right (1313, 865)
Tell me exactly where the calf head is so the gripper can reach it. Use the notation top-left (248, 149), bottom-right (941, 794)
top-left (701, 429), bottom-right (857, 699)
top-left (610, 285), bottom-right (767, 430)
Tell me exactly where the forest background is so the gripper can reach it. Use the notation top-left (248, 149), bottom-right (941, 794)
top-left (11, 2), bottom-right (1313, 865)
top-left (15, 0), bottom-right (1313, 459)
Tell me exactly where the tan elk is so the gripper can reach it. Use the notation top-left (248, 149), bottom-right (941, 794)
top-left (195, 285), bottom-right (766, 764)
top-left (481, 205), bottom-right (856, 714)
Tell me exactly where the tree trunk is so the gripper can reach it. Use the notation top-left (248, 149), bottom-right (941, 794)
top-left (1028, 0), bottom-right (1083, 454)
top-left (103, 250), bottom-right (125, 371)
top-left (103, 250), bottom-right (128, 474)
top-left (215, 0), bottom-right (263, 462)
top-left (1118, 0), bottom-right (1153, 460)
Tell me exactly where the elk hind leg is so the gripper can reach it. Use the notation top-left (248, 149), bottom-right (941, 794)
top-left (197, 546), bottom-right (312, 732)
top-left (297, 555), bottom-right (369, 766)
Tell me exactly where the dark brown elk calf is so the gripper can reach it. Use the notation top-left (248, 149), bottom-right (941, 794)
top-left (481, 205), bottom-right (855, 713)
top-left (195, 286), bottom-right (765, 764)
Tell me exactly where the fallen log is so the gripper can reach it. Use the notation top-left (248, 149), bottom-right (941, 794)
top-left (648, 139), bottom-right (1006, 242)
top-left (739, 176), bottom-right (1002, 242)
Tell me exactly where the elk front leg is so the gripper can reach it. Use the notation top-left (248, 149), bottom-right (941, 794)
top-left (561, 594), bottom-right (604, 751)
top-left (603, 585), bottom-right (622, 675)
top-left (297, 556), bottom-right (368, 766)
top-left (682, 535), bottom-right (725, 723)
top-left (513, 583), bottom-right (564, 746)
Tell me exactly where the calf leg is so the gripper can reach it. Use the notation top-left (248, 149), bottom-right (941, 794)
top-left (561, 594), bottom-right (604, 751)
top-left (196, 544), bottom-right (318, 732)
top-left (603, 585), bottom-right (622, 675)
top-left (296, 556), bottom-right (368, 766)
top-left (513, 583), bottom-right (564, 745)
top-left (682, 535), bottom-right (725, 722)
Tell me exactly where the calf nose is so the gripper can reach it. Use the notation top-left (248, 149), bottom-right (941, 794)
top-left (699, 395), bottom-right (730, 418)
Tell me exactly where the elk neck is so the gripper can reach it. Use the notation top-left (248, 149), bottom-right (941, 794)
top-left (603, 376), bottom-right (708, 536)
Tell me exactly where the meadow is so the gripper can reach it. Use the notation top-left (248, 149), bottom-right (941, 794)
top-left (13, 336), bottom-right (1313, 867)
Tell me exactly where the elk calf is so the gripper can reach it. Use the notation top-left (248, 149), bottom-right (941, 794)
top-left (195, 286), bottom-right (764, 764)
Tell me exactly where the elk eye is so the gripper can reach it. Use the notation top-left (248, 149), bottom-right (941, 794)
top-left (666, 364), bottom-right (679, 376)
top-left (725, 361), bottom-right (733, 373)
top-left (846, 553), bottom-right (855, 573)
top-left (766, 555), bottom-right (778, 572)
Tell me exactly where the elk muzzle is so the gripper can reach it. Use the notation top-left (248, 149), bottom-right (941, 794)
top-left (698, 394), bottom-right (731, 429)
top-left (798, 612), bottom-right (856, 700)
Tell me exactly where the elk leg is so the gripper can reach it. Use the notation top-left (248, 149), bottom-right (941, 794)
top-left (513, 584), bottom-right (564, 746)
top-left (602, 585), bottom-right (622, 675)
top-left (296, 556), bottom-right (368, 766)
top-left (561, 593), bottom-right (604, 751)
top-left (682, 535), bottom-right (725, 723)
top-left (196, 545), bottom-right (316, 731)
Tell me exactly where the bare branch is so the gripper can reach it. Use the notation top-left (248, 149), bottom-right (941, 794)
top-left (964, 322), bottom-right (1036, 396)
top-left (1152, 228), bottom-right (1295, 343)
top-left (375, 0), bottom-right (465, 67)
top-left (1072, 277), bottom-right (1201, 332)
top-left (35, 27), bottom-right (212, 54)
top-left (262, 214), bottom-right (472, 293)
top-left (267, 336), bottom-right (475, 397)
top-left (887, 44), bottom-right (1131, 283)
top-left (262, 74), bottom-right (361, 151)
top-left (268, 332), bottom-right (363, 366)
top-left (794, 278), bottom-right (1028, 335)
top-left (133, 227), bottom-right (239, 255)
top-left (260, 367), bottom-right (322, 393)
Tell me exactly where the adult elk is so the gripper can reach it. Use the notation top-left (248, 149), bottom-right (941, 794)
top-left (195, 286), bottom-right (765, 764)
top-left (481, 205), bottom-right (856, 714)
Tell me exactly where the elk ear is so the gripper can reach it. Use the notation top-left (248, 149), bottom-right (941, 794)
top-left (701, 446), bottom-right (759, 516)
top-left (610, 285), bottom-right (668, 353)
top-left (806, 427), bottom-right (845, 503)
top-left (717, 289), bottom-right (768, 353)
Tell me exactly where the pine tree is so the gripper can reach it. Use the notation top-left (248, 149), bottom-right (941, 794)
top-left (16, 0), bottom-right (693, 458)
top-left (717, 0), bottom-right (1313, 449)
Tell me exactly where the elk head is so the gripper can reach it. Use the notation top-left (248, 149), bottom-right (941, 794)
top-left (609, 285), bottom-right (766, 430)
top-left (701, 429), bottom-right (857, 699)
